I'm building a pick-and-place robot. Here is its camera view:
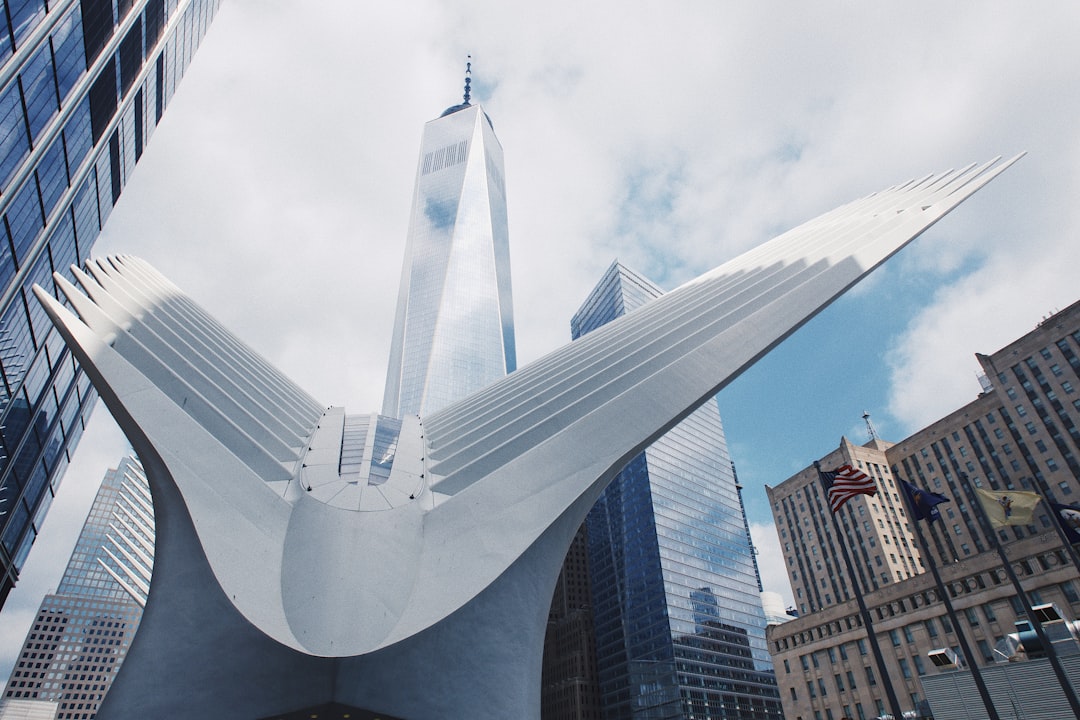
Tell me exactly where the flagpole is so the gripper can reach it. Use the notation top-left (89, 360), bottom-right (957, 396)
top-left (899, 484), bottom-right (1000, 720)
top-left (970, 484), bottom-right (1080, 717)
top-left (814, 461), bottom-right (904, 720)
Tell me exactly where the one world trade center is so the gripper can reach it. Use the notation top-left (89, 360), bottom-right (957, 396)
top-left (382, 63), bottom-right (516, 418)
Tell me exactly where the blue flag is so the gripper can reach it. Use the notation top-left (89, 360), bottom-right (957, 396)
top-left (901, 480), bottom-right (950, 523)
top-left (1051, 502), bottom-right (1080, 544)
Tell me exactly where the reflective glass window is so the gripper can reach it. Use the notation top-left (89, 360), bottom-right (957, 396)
top-left (145, 0), bottom-right (165, 47)
top-left (47, 211), bottom-right (78, 284)
top-left (119, 16), bottom-right (143, 95)
top-left (38, 392), bottom-right (60, 467)
top-left (7, 0), bottom-right (46, 47)
top-left (80, 0), bottom-right (116, 65)
top-left (134, 89), bottom-right (144, 161)
top-left (63, 97), bottom-right (93, 174)
top-left (88, 55), bottom-right (117, 142)
top-left (36, 134), bottom-right (68, 219)
top-left (31, 483), bottom-right (54, 529)
top-left (117, 0), bottom-right (136, 22)
top-left (58, 377), bottom-right (82, 434)
top-left (1, 496), bottom-right (30, 556)
top-left (23, 250), bottom-right (56, 346)
top-left (0, 4), bottom-right (12, 66)
top-left (22, 344), bottom-right (50, 409)
top-left (51, 9), bottom-right (86, 103)
top-left (20, 42), bottom-right (59, 142)
top-left (6, 176), bottom-right (44, 263)
top-left (10, 407), bottom-right (44, 482)
top-left (0, 80), bottom-right (30, 189)
top-left (0, 297), bottom-right (35, 396)
top-left (0, 221), bottom-right (15, 291)
top-left (3, 386), bottom-right (33, 460)
top-left (71, 173), bottom-right (99, 257)
top-left (0, 455), bottom-right (21, 512)
top-left (22, 459), bottom-right (48, 513)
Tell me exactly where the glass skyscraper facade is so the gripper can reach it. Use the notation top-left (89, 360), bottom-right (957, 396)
top-left (0, 0), bottom-right (219, 607)
top-left (3, 456), bottom-right (152, 718)
top-left (574, 262), bottom-right (782, 720)
top-left (382, 91), bottom-right (515, 418)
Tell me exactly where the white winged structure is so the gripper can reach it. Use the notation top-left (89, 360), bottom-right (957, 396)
top-left (33, 156), bottom-right (1020, 719)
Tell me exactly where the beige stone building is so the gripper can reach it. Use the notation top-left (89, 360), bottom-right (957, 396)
top-left (768, 437), bottom-right (923, 618)
top-left (766, 300), bottom-right (1080, 719)
top-left (766, 532), bottom-right (1080, 720)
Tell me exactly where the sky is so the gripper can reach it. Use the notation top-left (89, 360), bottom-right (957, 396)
top-left (3, 0), bottom-right (1080, 677)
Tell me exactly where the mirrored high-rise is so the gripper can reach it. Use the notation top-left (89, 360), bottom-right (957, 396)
top-left (3, 456), bottom-right (152, 718)
top-left (382, 67), bottom-right (515, 418)
top-left (0, 0), bottom-right (220, 608)
top-left (575, 262), bottom-right (783, 720)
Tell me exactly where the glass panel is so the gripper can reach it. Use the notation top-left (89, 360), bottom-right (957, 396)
top-left (0, 80), bottom-right (30, 189)
top-left (36, 133), bottom-right (69, 219)
top-left (88, 55), bottom-right (117, 142)
top-left (20, 41), bottom-right (59, 142)
top-left (0, 297), bottom-right (36, 398)
top-left (52, 8), bottom-right (86, 104)
top-left (0, 0), bottom-right (13, 67)
top-left (63, 97), bottom-right (93, 175)
top-left (48, 211), bottom-right (78, 284)
top-left (1, 497), bottom-right (30, 556)
top-left (21, 342), bottom-right (50, 409)
top-left (80, 0), bottom-right (116, 66)
top-left (7, 0), bottom-right (46, 47)
top-left (22, 249), bottom-right (54, 345)
top-left (118, 16), bottom-right (143, 95)
top-left (71, 172), bottom-right (100, 259)
top-left (5, 175), bottom-right (44, 263)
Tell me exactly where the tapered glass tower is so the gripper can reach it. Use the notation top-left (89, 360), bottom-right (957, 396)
top-left (0, 0), bottom-right (220, 608)
top-left (3, 456), bottom-right (152, 718)
top-left (382, 66), bottom-right (515, 418)
top-left (574, 262), bottom-right (783, 720)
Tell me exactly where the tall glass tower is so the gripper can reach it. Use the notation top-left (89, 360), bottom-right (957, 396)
top-left (0, 0), bottom-right (220, 607)
top-left (3, 456), bottom-right (152, 718)
top-left (382, 66), bottom-right (515, 418)
top-left (574, 262), bottom-right (783, 720)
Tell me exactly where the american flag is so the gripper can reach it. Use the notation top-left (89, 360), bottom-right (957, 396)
top-left (820, 464), bottom-right (877, 513)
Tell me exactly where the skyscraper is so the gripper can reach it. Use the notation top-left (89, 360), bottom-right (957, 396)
top-left (574, 262), bottom-right (783, 720)
top-left (3, 456), bottom-right (152, 719)
top-left (0, 0), bottom-right (220, 607)
top-left (382, 65), bottom-right (515, 418)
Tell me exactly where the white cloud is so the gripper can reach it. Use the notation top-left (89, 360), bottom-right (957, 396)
top-left (749, 521), bottom-right (794, 609)
top-left (887, 251), bottom-right (1078, 431)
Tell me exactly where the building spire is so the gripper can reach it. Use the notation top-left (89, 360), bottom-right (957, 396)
top-left (463, 55), bottom-right (472, 105)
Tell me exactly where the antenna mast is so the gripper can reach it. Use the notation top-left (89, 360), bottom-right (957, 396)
top-left (463, 55), bottom-right (472, 105)
top-left (862, 410), bottom-right (877, 441)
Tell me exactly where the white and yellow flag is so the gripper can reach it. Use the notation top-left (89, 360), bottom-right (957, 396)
top-left (975, 489), bottom-right (1042, 528)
